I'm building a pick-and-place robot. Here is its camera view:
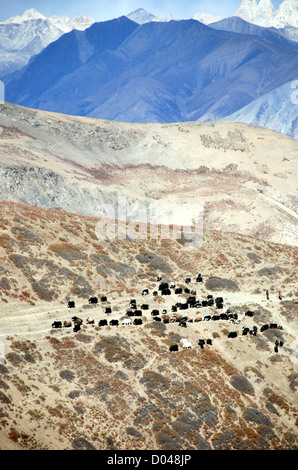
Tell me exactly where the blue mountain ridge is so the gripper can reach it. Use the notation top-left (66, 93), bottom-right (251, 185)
top-left (5, 15), bottom-right (298, 125)
top-left (210, 15), bottom-right (298, 49)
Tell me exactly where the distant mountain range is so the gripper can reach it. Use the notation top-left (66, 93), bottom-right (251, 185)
top-left (1, 4), bottom-right (298, 139)
top-left (128, 0), bottom-right (298, 29)
top-left (0, 9), bottom-right (94, 76)
top-left (1, 1), bottom-right (297, 78)
top-left (4, 14), bottom-right (298, 138)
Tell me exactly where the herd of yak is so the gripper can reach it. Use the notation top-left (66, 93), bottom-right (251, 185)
top-left (51, 275), bottom-right (284, 353)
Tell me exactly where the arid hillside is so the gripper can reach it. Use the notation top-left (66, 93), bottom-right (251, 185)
top-left (0, 201), bottom-right (297, 450)
top-left (0, 102), bottom-right (297, 246)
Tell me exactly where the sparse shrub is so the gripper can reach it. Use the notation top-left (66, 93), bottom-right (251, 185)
top-left (47, 406), bottom-right (64, 418)
top-left (266, 402), bottom-right (280, 416)
top-left (48, 243), bottom-right (86, 263)
top-left (59, 369), bottom-right (75, 382)
top-left (136, 251), bottom-right (172, 273)
top-left (74, 405), bottom-right (84, 414)
top-left (0, 277), bottom-right (11, 291)
top-left (6, 352), bottom-right (23, 366)
top-left (69, 390), bottom-right (81, 399)
top-left (202, 409), bottom-right (218, 426)
top-left (72, 437), bottom-right (97, 450)
top-left (9, 254), bottom-right (28, 271)
top-left (266, 390), bottom-right (290, 412)
top-left (95, 256), bottom-right (136, 280)
top-left (243, 408), bottom-right (274, 427)
top-left (144, 320), bottom-right (167, 337)
top-left (280, 301), bottom-right (298, 321)
top-left (155, 427), bottom-right (182, 450)
top-left (75, 332), bottom-right (92, 343)
top-left (48, 337), bottom-right (76, 350)
top-left (172, 412), bottom-right (201, 439)
top-left (24, 353), bottom-right (36, 363)
top-left (31, 279), bottom-right (57, 301)
top-left (0, 379), bottom-right (9, 390)
top-left (205, 277), bottom-right (239, 292)
top-left (106, 437), bottom-right (117, 450)
top-left (95, 381), bottom-right (112, 393)
top-left (257, 267), bottom-right (280, 277)
top-left (133, 406), bottom-right (151, 427)
top-left (124, 352), bottom-right (146, 371)
top-left (258, 426), bottom-right (278, 442)
top-left (140, 370), bottom-right (170, 392)
top-left (8, 428), bottom-right (21, 441)
top-left (126, 427), bottom-right (142, 438)
top-left (252, 336), bottom-right (270, 352)
top-left (194, 435), bottom-right (212, 450)
top-left (288, 373), bottom-right (298, 392)
top-left (115, 370), bottom-right (129, 381)
top-left (0, 391), bottom-right (11, 404)
top-left (247, 252), bottom-right (261, 264)
top-left (0, 234), bottom-right (16, 250)
top-left (212, 430), bottom-right (236, 450)
top-left (93, 336), bottom-right (131, 364)
top-left (189, 388), bottom-right (216, 420)
top-left (0, 364), bottom-right (9, 375)
top-left (226, 405), bottom-right (236, 414)
top-left (11, 226), bottom-right (41, 245)
top-left (230, 375), bottom-right (255, 395)
top-left (71, 275), bottom-right (93, 299)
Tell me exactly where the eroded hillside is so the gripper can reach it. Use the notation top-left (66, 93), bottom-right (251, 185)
top-left (0, 202), bottom-right (297, 450)
top-left (0, 102), bottom-right (297, 247)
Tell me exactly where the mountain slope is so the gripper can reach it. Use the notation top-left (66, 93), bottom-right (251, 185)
top-left (0, 102), bottom-right (297, 247)
top-left (0, 200), bottom-right (297, 450)
top-left (4, 16), bottom-right (139, 109)
top-left (224, 80), bottom-right (298, 139)
top-left (5, 17), bottom-right (298, 132)
top-left (209, 15), bottom-right (297, 47)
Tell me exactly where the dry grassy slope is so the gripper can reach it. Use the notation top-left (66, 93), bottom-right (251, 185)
top-left (0, 102), bottom-right (297, 246)
top-left (0, 201), bottom-right (297, 451)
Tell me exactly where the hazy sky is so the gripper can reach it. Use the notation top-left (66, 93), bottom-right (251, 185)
top-left (0, 0), bottom-right (285, 22)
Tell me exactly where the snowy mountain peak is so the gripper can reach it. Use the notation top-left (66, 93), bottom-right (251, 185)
top-left (48, 12), bottom-right (95, 32)
top-left (126, 8), bottom-right (177, 24)
top-left (258, 0), bottom-right (275, 15)
top-left (235, 0), bottom-right (259, 22)
top-left (2, 8), bottom-right (95, 30)
top-left (0, 9), bottom-right (95, 78)
top-left (4, 8), bottom-right (46, 23)
top-left (126, 8), bottom-right (157, 24)
top-left (255, 0), bottom-right (275, 26)
top-left (233, 0), bottom-right (298, 27)
top-left (193, 9), bottom-right (227, 24)
top-left (275, 0), bottom-right (298, 27)
top-left (72, 14), bottom-right (95, 29)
